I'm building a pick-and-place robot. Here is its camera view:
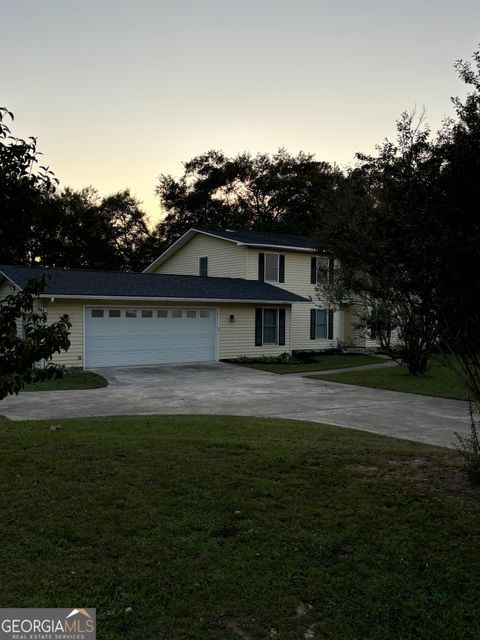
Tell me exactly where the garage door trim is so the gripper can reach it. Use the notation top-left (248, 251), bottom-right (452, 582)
top-left (83, 304), bottom-right (219, 368)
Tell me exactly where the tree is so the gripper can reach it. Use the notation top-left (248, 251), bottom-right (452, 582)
top-left (432, 49), bottom-right (480, 479)
top-left (316, 111), bottom-right (443, 375)
top-left (153, 149), bottom-right (342, 249)
top-left (0, 107), bottom-right (57, 265)
top-left (0, 277), bottom-right (71, 399)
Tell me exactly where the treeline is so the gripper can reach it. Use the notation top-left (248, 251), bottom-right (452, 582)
top-left (0, 112), bottom-right (344, 271)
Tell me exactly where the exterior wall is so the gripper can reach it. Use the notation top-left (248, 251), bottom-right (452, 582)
top-left (154, 234), bottom-right (248, 278)
top-left (218, 304), bottom-right (291, 359)
top-left (246, 247), bottom-right (340, 351)
top-left (42, 298), bottom-right (292, 367)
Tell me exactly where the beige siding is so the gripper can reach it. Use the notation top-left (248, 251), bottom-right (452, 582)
top-left (246, 248), bottom-right (340, 350)
top-left (43, 300), bottom-right (85, 367)
top-left (42, 298), bottom-right (291, 367)
top-left (218, 304), bottom-right (291, 359)
top-left (155, 234), bottom-right (248, 278)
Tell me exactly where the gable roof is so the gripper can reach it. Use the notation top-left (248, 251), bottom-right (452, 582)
top-left (144, 227), bottom-right (314, 273)
top-left (0, 265), bottom-right (308, 304)
top-left (198, 228), bottom-right (313, 249)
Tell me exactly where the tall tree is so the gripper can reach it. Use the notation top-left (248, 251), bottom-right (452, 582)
top-left (153, 149), bottom-right (342, 249)
top-left (0, 108), bottom-right (57, 265)
top-left (316, 111), bottom-right (443, 375)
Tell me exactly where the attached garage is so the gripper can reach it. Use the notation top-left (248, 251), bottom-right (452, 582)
top-left (0, 265), bottom-right (308, 369)
top-left (84, 306), bottom-right (217, 367)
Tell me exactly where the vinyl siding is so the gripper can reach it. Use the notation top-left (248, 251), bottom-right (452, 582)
top-left (218, 304), bottom-right (291, 359)
top-left (42, 299), bottom-right (290, 367)
top-left (154, 234), bottom-right (248, 278)
top-left (246, 248), bottom-right (340, 350)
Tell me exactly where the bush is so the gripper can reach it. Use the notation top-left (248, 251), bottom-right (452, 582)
top-left (456, 403), bottom-right (480, 486)
top-left (228, 353), bottom-right (301, 365)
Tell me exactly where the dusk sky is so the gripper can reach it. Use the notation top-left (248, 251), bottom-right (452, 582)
top-left (3, 0), bottom-right (479, 224)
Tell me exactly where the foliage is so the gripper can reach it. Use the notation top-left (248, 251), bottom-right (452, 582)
top-left (40, 187), bottom-right (152, 271)
top-left (0, 108), bottom-right (153, 271)
top-left (232, 353), bottom-right (385, 374)
top-left (0, 107), bottom-right (58, 265)
top-left (231, 352), bottom-right (301, 364)
top-left (153, 149), bottom-right (343, 248)
top-left (0, 277), bottom-right (71, 399)
top-left (315, 111), bottom-right (443, 376)
top-left (456, 404), bottom-right (480, 485)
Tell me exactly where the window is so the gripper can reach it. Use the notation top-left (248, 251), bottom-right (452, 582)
top-left (108, 309), bottom-right (121, 318)
top-left (91, 309), bottom-right (104, 318)
top-left (315, 309), bottom-right (328, 339)
top-left (310, 308), bottom-right (333, 340)
top-left (316, 257), bottom-right (330, 285)
top-left (172, 310), bottom-right (183, 318)
top-left (125, 309), bottom-right (137, 318)
top-left (264, 253), bottom-right (279, 282)
top-left (199, 310), bottom-right (210, 318)
top-left (141, 310), bottom-right (153, 318)
top-left (263, 308), bottom-right (278, 345)
top-left (157, 310), bottom-right (168, 318)
top-left (199, 256), bottom-right (208, 277)
top-left (186, 310), bottom-right (196, 318)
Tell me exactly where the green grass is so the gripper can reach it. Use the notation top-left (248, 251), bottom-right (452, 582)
top-left (0, 414), bottom-right (478, 640)
top-left (23, 369), bottom-right (108, 392)
top-left (310, 360), bottom-right (468, 400)
top-left (236, 353), bottom-right (386, 374)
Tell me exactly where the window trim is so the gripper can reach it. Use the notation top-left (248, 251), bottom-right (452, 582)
top-left (264, 252), bottom-right (280, 283)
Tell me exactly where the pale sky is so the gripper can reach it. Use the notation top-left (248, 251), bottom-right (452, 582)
top-left (2, 0), bottom-right (479, 225)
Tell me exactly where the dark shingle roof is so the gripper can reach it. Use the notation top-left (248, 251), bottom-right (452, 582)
top-left (0, 265), bottom-right (308, 303)
top-left (199, 229), bottom-right (313, 249)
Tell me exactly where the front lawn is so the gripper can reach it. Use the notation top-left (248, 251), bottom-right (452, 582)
top-left (23, 368), bottom-right (108, 392)
top-left (310, 360), bottom-right (468, 400)
top-left (235, 353), bottom-right (386, 374)
top-left (0, 415), bottom-right (478, 640)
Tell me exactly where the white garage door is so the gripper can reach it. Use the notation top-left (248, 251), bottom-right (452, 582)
top-left (84, 307), bottom-right (217, 367)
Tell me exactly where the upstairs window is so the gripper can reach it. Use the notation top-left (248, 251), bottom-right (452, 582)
top-left (199, 256), bottom-right (208, 277)
top-left (258, 253), bottom-right (285, 283)
top-left (265, 253), bottom-right (279, 282)
top-left (311, 256), bottom-right (333, 285)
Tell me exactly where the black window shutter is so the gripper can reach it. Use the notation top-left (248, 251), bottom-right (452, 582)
top-left (328, 310), bottom-right (334, 339)
top-left (310, 257), bottom-right (317, 284)
top-left (310, 308), bottom-right (316, 340)
top-left (258, 253), bottom-right (265, 281)
top-left (255, 308), bottom-right (263, 346)
top-left (278, 309), bottom-right (286, 345)
top-left (279, 255), bottom-right (285, 283)
top-left (328, 258), bottom-right (335, 285)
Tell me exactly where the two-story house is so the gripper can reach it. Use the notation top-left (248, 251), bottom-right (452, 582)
top-left (0, 228), bottom-right (376, 368)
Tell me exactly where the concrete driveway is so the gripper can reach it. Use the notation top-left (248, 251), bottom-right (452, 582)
top-left (0, 362), bottom-right (470, 448)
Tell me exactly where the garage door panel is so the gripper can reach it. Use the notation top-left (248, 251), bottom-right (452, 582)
top-left (85, 307), bottom-right (217, 367)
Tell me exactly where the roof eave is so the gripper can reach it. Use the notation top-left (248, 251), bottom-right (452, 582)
top-left (38, 293), bottom-right (308, 304)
